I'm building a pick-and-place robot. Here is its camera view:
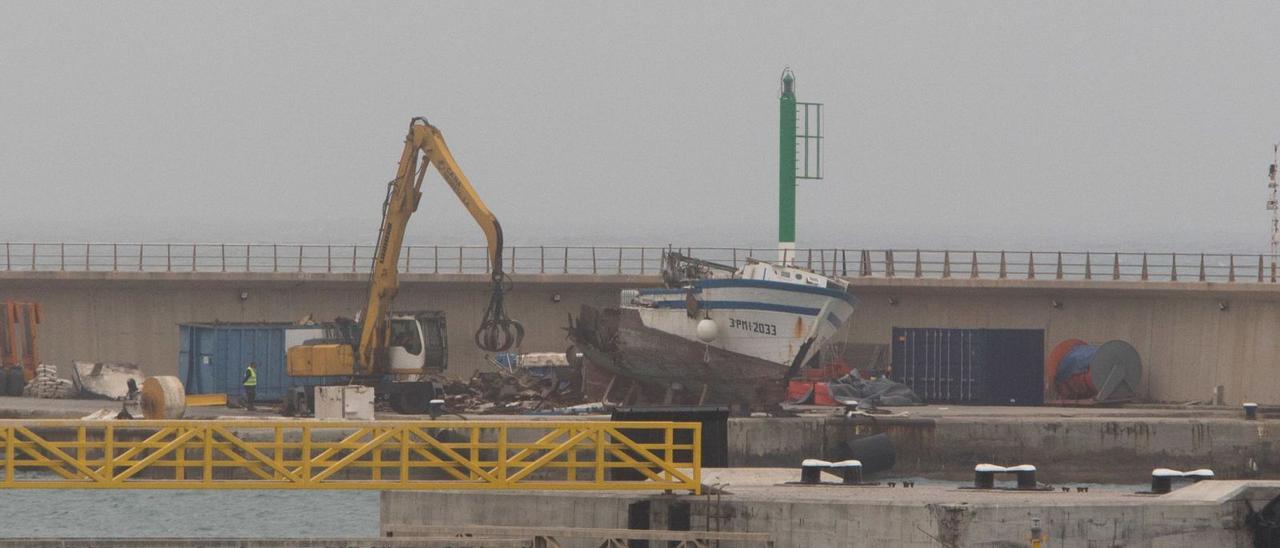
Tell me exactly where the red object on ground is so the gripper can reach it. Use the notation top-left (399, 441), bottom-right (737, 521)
top-left (790, 357), bottom-right (861, 406)
top-left (787, 380), bottom-right (838, 406)
top-left (799, 359), bottom-right (853, 382)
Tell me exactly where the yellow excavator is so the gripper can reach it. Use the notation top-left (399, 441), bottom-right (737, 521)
top-left (286, 117), bottom-right (523, 414)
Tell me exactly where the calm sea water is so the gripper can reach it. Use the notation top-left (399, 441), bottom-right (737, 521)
top-left (0, 490), bottom-right (379, 538)
top-left (0, 478), bottom-right (1148, 539)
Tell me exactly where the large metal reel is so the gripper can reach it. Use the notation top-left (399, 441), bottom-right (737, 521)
top-left (1089, 340), bottom-right (1142, 401)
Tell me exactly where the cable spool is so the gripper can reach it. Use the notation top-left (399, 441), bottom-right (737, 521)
top-left (1047, 340), bottom-right (1142, 402)
top-left (141, 376), bottom-right (187, 419)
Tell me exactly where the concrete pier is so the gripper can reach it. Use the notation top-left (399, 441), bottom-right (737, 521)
top-left (731, 405), bottom-right (1280, 483)
top-left (380, 470), bottom-right (1280, 547)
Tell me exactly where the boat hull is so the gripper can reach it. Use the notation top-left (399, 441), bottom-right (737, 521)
top-left (572, 307), bottom-right (793, 406)
top-left (569, 271), bottom-right (858, 408)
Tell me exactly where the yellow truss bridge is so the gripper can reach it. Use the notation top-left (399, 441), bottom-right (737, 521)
top-left (0, 420), bottom-right (701, 493)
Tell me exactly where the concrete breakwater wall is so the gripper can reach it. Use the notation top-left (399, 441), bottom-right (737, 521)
top-left (381, 479), bottom-right (1280, 547)
top-left (4, 271), bottom-right (1280, 404)
top-left (0, 272), bottom-right (640, 384)
top-left (730, 413), bottom-right (1280, 483)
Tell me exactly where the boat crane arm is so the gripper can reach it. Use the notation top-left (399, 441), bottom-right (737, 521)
top-left (357, 117), bottom-right (524, 371)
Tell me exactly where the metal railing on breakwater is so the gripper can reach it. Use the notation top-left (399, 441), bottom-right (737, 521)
top-left (0, 419), bottom-right (701, 492)
top-left (2, 242), bottom-right (1278, 283)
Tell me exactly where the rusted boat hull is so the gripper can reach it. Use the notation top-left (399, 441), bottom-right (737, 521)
top-left (572, 306), bottom-right (792, 407)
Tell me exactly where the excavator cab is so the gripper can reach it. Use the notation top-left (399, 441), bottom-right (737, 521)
top-left (378, 311), bottom-right (448, 414)
top-left (387, 312), bottom-right (447, 376)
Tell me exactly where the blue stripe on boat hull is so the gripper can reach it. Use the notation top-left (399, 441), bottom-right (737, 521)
top-left (640, 280), bottom-right (856, 306)
top-left (652, 300), bottom-right (822, 316)
top-left (694, 278), bottom-right (857, 306)
top-left (637, 287), bottom-right (701, 296)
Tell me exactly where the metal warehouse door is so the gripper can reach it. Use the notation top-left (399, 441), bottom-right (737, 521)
top-left (891, 328), bottom-right (1044, 405)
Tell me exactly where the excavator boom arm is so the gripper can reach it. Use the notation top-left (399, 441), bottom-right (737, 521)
top-left (356, 118), bottom-right (522, 373)
top-left (417, 123), bottom-right (505, 268)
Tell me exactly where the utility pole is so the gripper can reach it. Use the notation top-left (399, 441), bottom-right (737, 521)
top-left (778, 68), bottom-right (823, 265)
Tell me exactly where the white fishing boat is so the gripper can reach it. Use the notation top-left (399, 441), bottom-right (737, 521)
top-left (569, 252), bottom-right (857, 407)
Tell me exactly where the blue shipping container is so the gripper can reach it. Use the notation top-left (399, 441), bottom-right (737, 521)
top-left (890, 327), bottom-right (1044, 405)
top-left (179, 323), bottom-right (347, 401)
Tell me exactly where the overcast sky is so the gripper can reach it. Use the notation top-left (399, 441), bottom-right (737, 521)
top-left (3, 2), bottom-right (1279, 252)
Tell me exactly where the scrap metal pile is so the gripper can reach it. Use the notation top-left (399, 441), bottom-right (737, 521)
top-left (441, 352), bottom-right (586, 414)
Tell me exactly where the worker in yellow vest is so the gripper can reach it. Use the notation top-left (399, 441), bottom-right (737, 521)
top-left (242, 361), bottom-right (258, 411)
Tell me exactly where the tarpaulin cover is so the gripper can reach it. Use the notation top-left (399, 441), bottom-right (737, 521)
top-left (828, 373), bottom-right (924, 406)
top-left (1055, 345), bottom-right (1098, 384)
top-left (789, 371), bottom-right (923, 407)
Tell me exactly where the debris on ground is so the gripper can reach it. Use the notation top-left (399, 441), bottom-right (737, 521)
top-left (81, 408), bottom-right (120, 420)
top-left (72, 361), bottom-right (146, 400)
top-left (23, 364), bottom-right (77, 399)
top-left (558, 401), bottom-right (607, 414)
top-left (788, 369), bottom-right (923, 407)
top-left (828, 373), bottom-right (923, 406)
top-left (440, 353), bottom-right (587, 414)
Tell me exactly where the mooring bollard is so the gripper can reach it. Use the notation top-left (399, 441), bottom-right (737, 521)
top-left (1185, 469), bottom-right (1215, 482)
top-left (974, 464), bottom-right (1006, 489)
top-left (1151, 468), bottom-right (1181, 494)
top-left (429, 399), bottom-right (445, 419)
top-left (1009, 464), bottom-right (1038, 490)
top-left (801, 459), bottom-right (831, 484)
top-left (831, 460), bottom-right (863, 485)
top-left (1244, 402), bottom-right (1259, 420)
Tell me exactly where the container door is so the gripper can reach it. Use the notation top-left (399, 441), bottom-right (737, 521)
top-left (215, 329), bottom-right (239, 400)
top-left (194, 328), bottom-right (216, 395)
top-left (892, 327), bottom-right (1045, 405)
top-left (179, 326), bottom-right (218, 394)
top-left (219, 327), bottom-right (282, 401)
top-left (179, 326), bottom-right (193, 392)
top-left (982, 329), bottom-right (1045, 405)
top-left (257, 328), bottom-right (282, 401)
top-left (892, 328), bottom-right (983, 404)
top-left (217, 328), bottom-right (257, 400)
